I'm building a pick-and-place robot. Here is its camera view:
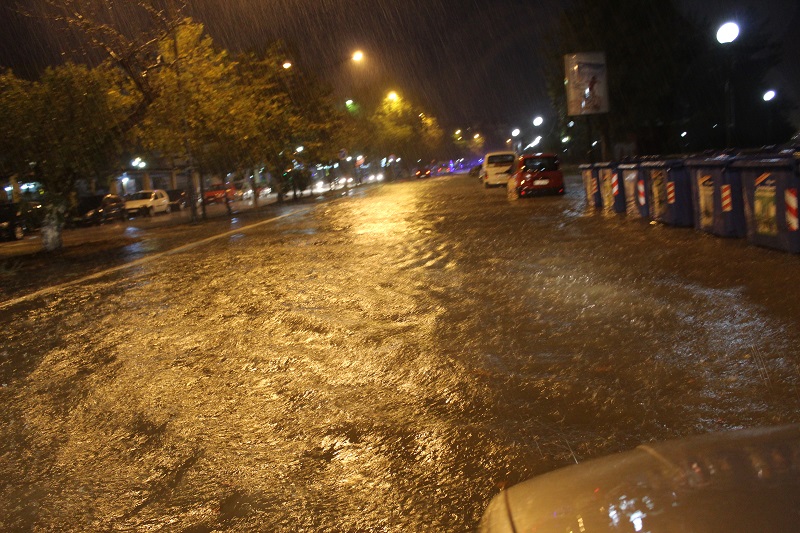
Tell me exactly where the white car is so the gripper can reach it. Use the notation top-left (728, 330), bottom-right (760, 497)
top-left (124, 189), bottom-right (171, 217)
top-left (482, 151), bottom-right (517, 188)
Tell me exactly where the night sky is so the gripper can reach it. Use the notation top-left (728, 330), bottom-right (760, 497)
top-left (1, 0), bottom-right (798, 132)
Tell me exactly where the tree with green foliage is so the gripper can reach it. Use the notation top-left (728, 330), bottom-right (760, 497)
top-left (370, 93), bottom-right (445, 165)
top-left (0, 63), bottom-right (129, 251)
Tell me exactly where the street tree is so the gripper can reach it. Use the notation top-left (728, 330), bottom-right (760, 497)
top-left (0, 63), bottom-right (129, 251)
top-left (133, 21), bottom-right (243, 217)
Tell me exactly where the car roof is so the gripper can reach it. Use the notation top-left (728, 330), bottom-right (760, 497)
top-left (521, 153), bottom-right (558, 158)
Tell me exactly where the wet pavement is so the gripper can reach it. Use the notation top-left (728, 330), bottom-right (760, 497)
top-left (1, 172), bottom-right (799, 531)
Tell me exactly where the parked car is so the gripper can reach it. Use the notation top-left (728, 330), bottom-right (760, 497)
top-left (166, 189), bottom-right (190, 211)
top-left (469, 164), bottom-right (483, 179)
top-left (124, 189), bottom-right (171, 217)
top-left (414, 167), bottom-right (432, 179)
top-left (482, 151), bottom-right (516, 187)
top-left (68, 194), bottom-right (126, 226)
top-left (0, 203), bottom-right (28, 240)
top-left (506, 153), bottom-right (565, 200)
top-left (233, 183), bottom-right (253, 202)
top-left (203, 183), bottom-right (236, 204)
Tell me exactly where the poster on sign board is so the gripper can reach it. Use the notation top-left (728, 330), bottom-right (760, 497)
top-left (564, 52), bottom-right (609, 116)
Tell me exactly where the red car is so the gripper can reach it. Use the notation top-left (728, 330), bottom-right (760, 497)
top-left (203, 183), bottom-right (236, 204)
top-left (506, 153), bottom-right (565, 200)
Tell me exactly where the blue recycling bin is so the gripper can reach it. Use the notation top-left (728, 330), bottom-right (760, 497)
top-left (733, 153), bottom-right (800, 253)
top-left (640, 159), bottom-right (694, 227)
top-left (579, 163), bottom-right (602, 208)
top-left (596, 162), bottom-right (625, 213)
top-left (618, 162), bottom-right (649, 219)
top-left (686, 156), bottom-right (746, 237)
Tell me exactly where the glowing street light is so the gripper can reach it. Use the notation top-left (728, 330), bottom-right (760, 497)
top-left (716, 22), bottom-right (740, 44)
top-left (455, 129), bottom-right (462, 135)
top-left (512, 128), bottom-right (521, 137)
top-left (473, 133), bottom-right (481, 139)
top-left (352, 50), bottom-right (364, 62)
top-left (387, 91), bottom-right (399, 101)
top-left (533, 116), bottom-right (544, 127)
top-left (346, 99), bottom-right (354, 106)
top-left (763, 90), bottom-right (776, 102)
top-left (282, 61), bottom-right (292, 69)
top-left (717, 21), bottom-right (740, 147)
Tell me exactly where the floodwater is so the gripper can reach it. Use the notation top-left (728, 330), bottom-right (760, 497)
top-left (1, 173), bottom-right (799, 531)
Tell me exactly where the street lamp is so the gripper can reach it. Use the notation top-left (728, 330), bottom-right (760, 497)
top-left (717, 21), bottom-right (739, 147)
top-left (512, 128), bottom-right (520, 137)
top-left (763, 89), bottom-right (777, 142)
top-left (352, 50), bottom-right (364, 62)
top-left (716, 22), bottom-right (739, 44)
top-left (387, 91), bottom-right (399, 101)
top-left (533, 116), bottom-right (544, 127)
top-left (282, 61), bottom-right (292, 69)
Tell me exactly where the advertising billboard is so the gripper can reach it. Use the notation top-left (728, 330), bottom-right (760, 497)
top-left (564, 52), bottom-right (609, 116)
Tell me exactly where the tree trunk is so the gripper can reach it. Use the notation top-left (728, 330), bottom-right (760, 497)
top-left (41, 200), bottom-right (68, 252)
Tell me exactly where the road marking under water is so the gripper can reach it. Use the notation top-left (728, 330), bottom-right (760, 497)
top-left (0, 208), bottom-right (312, 310)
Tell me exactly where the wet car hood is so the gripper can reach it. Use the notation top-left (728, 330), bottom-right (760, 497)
top-left (480, 425), bottom-right (800, 533)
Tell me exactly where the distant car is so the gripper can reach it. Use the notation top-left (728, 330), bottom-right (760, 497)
top-left (203, 183), bottom-right (235, 205)
top-left (0, 203), bottom-right (28, 240)
top-left (124, 189), bottom-right (171, 217)
top-left (233, 184), bottom-right (254, 202)
top-left (469, 164), bottom-right (482, 179)
top-left (506, 153), bottom-right (565, 200)
top-left (415, 167), bottom-right (432, 179)
top-left (68, 194), bottom-right (125, 226)
top-left (166, 189), bottom-right (190, 211)
top-left (482, 151), bottom-right (516, 187)
top-left (255, 185), bottom-right (272, 199)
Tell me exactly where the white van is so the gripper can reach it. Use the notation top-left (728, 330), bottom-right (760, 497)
top-left (482, 151), bottom-right (517, 188)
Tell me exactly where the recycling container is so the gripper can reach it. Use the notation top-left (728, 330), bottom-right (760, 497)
top-left (733, 153), bottom-right (800, 253)
top-left (596, 162), bottom-right (625, 214)
top-left (618, 162), bottom-right (649, 219)
top-left (640, 159), bottom-right (694, 227)
top-left (686, 155), bottom-right (746, 237)
top-left (579, 163), bottom-right (602, 208)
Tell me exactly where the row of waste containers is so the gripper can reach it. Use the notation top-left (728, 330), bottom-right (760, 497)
top-left (580, 150), bottom-right (800, 254)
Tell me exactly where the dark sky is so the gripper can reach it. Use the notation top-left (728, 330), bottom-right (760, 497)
top-left (1, 0), bottom-right (797, 134)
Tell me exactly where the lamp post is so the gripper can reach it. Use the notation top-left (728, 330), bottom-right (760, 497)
top-left (716, 21), bottom-right (739, 148)
top-left (763, 89), bottom-right (776, 143)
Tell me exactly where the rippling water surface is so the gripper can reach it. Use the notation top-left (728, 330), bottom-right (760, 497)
top-left (1, 173), bottom-right (799, 531)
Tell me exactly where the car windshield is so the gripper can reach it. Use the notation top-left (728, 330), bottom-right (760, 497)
top-left (488, 154), bottom-right (515, 165)
top-left (78, 196), bottom-right (103, 211)
top-left (129, 192), bottom-right (153, 201)
top-left (0, 204), bottom-right (19, 219)
top-left (523, 157), bottom-right (559, 171)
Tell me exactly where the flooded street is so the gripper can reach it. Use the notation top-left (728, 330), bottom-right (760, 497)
top-left (2, 172), bottom-right (799, 531)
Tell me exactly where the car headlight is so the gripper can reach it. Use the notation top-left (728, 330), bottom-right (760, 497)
top-left (86, 209), bottom-right (96, 217)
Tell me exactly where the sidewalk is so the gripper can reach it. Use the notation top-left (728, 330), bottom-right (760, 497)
top-left (0, 181), bottom-right (378, 302)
